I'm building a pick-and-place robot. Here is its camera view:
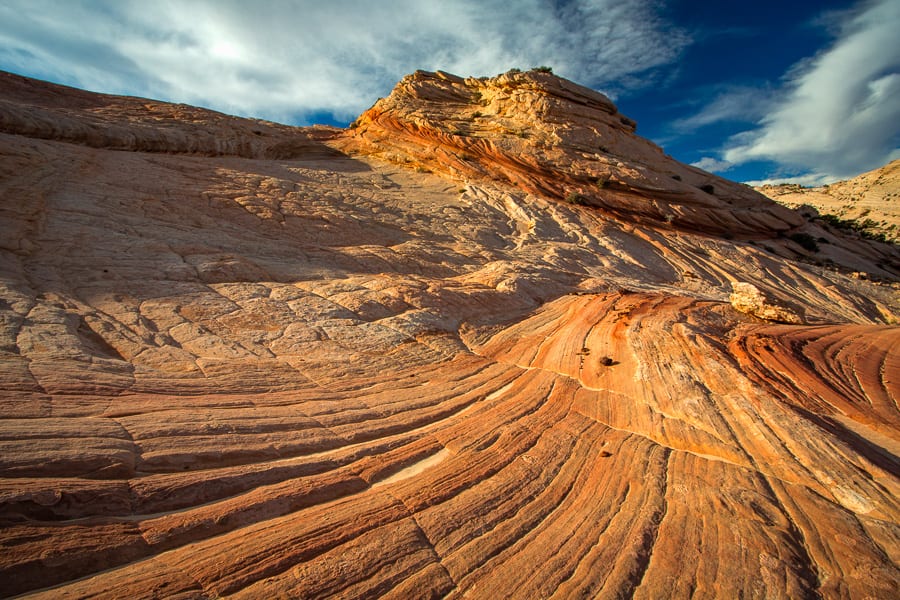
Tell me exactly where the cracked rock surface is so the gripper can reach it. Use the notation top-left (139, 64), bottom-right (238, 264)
top-left (1, 69), bottom-right (899, 598)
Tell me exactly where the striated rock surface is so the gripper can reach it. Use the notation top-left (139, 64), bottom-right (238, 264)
top-left (341, 69), bottom-right (806, 237)
top-left (1, 69), bottom-right (899, 599)
top-left (757, 159), bottom-right (900, 243)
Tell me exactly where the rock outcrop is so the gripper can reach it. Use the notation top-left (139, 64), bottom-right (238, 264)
top-left (342, 69), bottom-right (805, 236)
top-left (729, 282), bottom-right (804, 324)
top-left (0, 70), bottom-right (899, 599)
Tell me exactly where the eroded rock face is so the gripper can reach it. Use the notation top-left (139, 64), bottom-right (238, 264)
top-left (1, 70), bottom-right (899, 599)
top-left (342, 69), bottom-right (805, 236)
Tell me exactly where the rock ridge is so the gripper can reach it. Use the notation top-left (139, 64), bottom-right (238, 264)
top-left (342, 69), bottom-right (804, 236)
top-left (0, 71), bottom-right (342, 159)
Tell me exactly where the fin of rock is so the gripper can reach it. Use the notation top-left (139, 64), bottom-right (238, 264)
top-left (340, 69), bottom-right (803, 236)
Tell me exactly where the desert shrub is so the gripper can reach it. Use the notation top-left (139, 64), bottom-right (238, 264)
top-left (818, 214), bottom-right (890, 242)
top-left (591, 175), bottom-right (610, 189)
top-left (819, 214), bottom-right (855, 230)
top-left (789, 232), bottom-right (819, 252)
top-left (532, 66), bottom-right (553, 73)
top-left (565, 192), bottom-right (587, 205)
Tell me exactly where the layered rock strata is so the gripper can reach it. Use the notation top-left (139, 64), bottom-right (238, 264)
top-left (342, 70), bottom-right (806, 236)
top-left (0, 70), bottom-right (898, 598)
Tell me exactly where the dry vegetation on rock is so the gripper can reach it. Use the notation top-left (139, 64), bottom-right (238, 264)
top-left (0, 69), bottom-right (898, 598)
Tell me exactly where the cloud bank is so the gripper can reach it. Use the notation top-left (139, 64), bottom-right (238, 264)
top-left (719, 0), bottom-right (900, 183)
top-left (0, 0), bottom-right (688, 124)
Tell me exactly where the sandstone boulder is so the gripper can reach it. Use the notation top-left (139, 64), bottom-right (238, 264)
top-left (730, 282), bottom-right (804, 324)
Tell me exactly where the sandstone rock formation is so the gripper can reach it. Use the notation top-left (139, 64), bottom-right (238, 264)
top-left (1, 69), bottom-right (899, 598)
top-left (343, 70), bottom-right (806, 238)
top-left (757, 159), bottom-right (900, 243)
top-left (729, 282), bottom-right (804, 324)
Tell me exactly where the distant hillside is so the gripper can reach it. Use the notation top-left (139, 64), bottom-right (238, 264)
top-left (756, 160), bottom-right (900, 242)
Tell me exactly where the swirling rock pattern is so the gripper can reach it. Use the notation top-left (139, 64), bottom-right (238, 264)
top-left (0, 70), bottom-right (899, 598)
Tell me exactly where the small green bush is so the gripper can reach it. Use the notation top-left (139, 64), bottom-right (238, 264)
top-left (789, 232), bottom-right (819, 252)
top-left (565, 192), bottom-right (587, 206)
top-left (532, 66), bottom-right (553, 74)
top-left (818, 214), bottom-right (890, 242)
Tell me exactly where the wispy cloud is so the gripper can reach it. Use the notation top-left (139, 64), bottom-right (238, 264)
top-left (672, 86), bottom-right (773, 132)
top-left (691, 157), bottom-right (734, 173)
top-left (721, 0), bottom-right (900, 182)
top-left (0, 0), bottom-right (688, 124)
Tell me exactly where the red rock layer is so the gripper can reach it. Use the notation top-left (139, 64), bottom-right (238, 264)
top-left (0, 70), bottom-right (899, 598)
top-left (2, 294), bottom-right (898, 599)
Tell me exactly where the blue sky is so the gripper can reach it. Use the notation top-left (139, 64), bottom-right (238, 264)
top-left (1, 0), bottom-right (897, 185)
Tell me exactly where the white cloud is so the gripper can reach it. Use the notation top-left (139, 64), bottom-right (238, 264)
top-left (722, 0), bottom-right (900, 180)
top-left (0, 0), bottom-right (688, 124)
top-left (691, 157), bottom-right (734, 173)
